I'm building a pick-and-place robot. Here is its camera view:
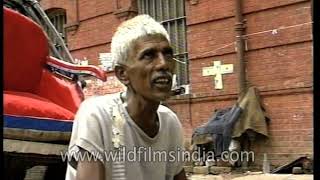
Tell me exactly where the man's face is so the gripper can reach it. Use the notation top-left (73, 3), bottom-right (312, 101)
top-left (125, 34), bottom-right (175, 102)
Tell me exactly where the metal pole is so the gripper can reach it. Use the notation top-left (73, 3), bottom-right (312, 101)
top-left (234, 0), bottom-right (246, 94)
top-left (25, 0), bottom-right (75, 64)
top-left (23, 4), bottom-right (63, 60)
top-left (235, 0), bottom-right (249, 170)
top-left (311, 0), bottom-right (313, 22)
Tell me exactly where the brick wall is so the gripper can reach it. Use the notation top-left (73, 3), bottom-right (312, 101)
top-left (40, 0), bottom-right (313, 167)
top-left (82, 71), bottom-right (126, 98)
top-left (181, 0), bottom-right (313, 167)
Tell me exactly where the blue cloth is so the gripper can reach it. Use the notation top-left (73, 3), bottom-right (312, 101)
top-left (4, 115), bottom-right (73, 132)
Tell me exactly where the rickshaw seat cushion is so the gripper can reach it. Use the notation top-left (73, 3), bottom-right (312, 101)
top-left (4, 7), bottom-right (49, 93)
top-left (36, 69), bottom-right (83, 114)
top-left (4, 7), bottom-right (83, 117)
top-left (4, 91), bottom-right (74, 120)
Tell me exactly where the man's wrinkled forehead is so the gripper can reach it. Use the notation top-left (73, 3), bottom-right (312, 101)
top-left (127, 34), bottom-right (171, 58)
top-left (133, 34), bottom-right (170, 49)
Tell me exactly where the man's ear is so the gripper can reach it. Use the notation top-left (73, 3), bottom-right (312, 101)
top-left (114, 65), bottom-right (130, 85)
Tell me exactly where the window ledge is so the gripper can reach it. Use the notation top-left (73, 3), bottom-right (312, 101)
top-left (113, 8), bottom-right (137, 19)
top-left (64, 22), bottom-right (79, 32)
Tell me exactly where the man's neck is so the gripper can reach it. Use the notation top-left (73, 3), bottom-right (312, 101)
top-left (122, 90), bottom-right (160, 137)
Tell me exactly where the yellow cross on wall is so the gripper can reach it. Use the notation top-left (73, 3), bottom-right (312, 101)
top-left (202, 61), bottom-right (234, 89)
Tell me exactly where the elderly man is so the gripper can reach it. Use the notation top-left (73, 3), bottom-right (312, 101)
top-left (65, 14), bottom-right (187, 180)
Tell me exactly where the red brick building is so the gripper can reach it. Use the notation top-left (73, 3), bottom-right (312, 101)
top-left (40, 0), bottom-right (313, 167)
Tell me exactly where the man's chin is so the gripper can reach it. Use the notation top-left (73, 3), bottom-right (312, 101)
top-left (152, 92), bottom-right (172, 102)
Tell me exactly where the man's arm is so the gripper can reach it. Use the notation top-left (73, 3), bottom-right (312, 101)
top-left (174, 169), bottom-right (187, 180)
top-left (75, 149), bottom-right (105, 180)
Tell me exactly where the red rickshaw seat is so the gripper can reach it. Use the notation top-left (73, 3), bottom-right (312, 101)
top-left (3, 7), bottom-right (107, 142)
top-left (4, 7), bottom-right (82, 119)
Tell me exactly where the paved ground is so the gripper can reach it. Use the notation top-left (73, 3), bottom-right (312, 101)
top-left (25, 166), bottom-right (47, 180)
top-left (188, 173), bottom-right (313, 180)
top-left (24, 166), bottom-right (313, 180)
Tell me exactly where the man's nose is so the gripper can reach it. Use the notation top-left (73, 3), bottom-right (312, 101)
top-left (155, 53), bottom-right (170, 71)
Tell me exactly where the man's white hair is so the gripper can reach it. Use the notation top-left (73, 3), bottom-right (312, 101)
top-left (111, 14), bottom-right (170, 66)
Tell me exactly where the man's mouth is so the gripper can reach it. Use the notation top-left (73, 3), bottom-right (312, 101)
top-left (152, 76), bottom-right (172, 89)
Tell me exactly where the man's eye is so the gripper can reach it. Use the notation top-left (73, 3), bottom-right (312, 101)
top-left (142, 52), bottom-right (154, 60)
top-left (164, 52), bottom-right (173, 59)
top-left (163, 49), bottom-right (174, 59)
top-left (163, 51), bottom-right (174, 60)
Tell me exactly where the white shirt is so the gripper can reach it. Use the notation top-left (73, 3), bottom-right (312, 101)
top-left (65, 92), bottom-right (185, 180)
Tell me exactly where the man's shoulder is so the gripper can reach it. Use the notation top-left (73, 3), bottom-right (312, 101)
top-left (81, 93), bottom-right (121, 108)
top-left (158, 105), bottom-right (176, 116)
top-left (158, 105), bottom-right (184, 144)
top-left (76, 93), bottom-right (122, 117)
top-left (158, 105), bottom-right (181, 125)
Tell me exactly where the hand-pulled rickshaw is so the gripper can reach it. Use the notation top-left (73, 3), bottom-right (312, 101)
top-left (4, 0), bottom-right (106, 179)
